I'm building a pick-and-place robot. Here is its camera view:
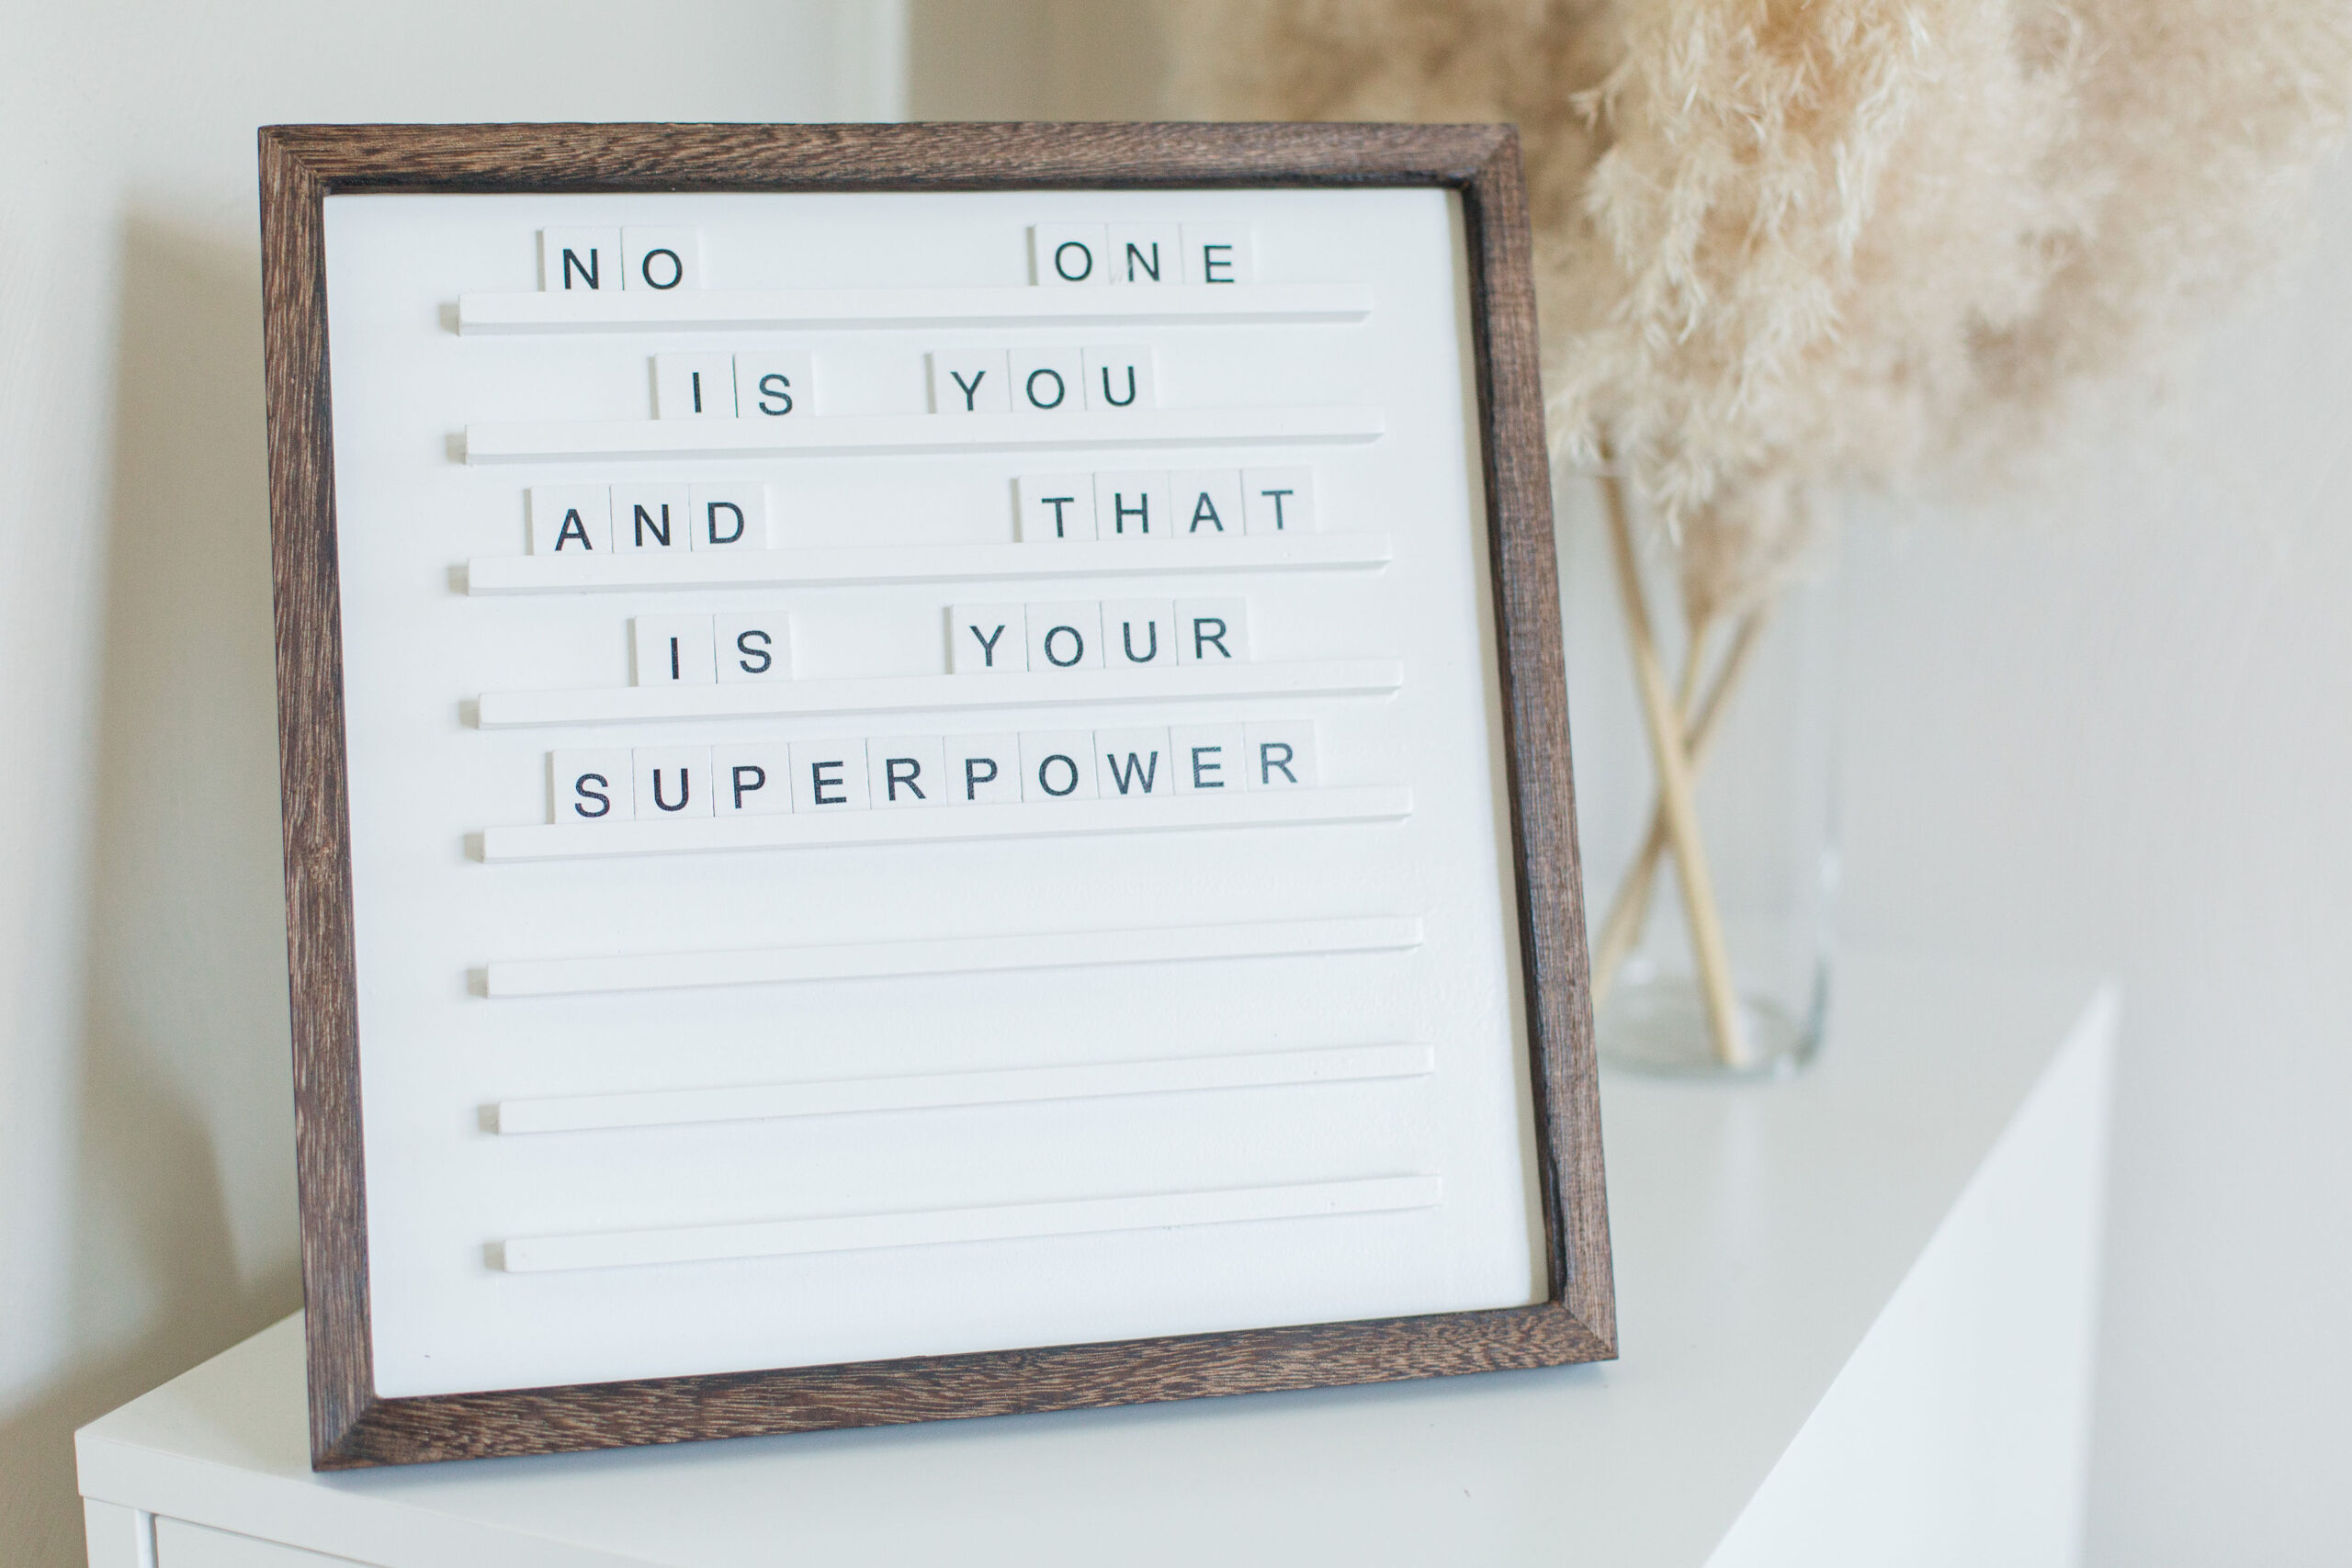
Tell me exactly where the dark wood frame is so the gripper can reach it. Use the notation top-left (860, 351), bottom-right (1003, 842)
top-left (259, 121), bottom-right (1611, 1471)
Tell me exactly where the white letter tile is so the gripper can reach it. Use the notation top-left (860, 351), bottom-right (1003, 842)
top-left (1093, 471), bottom-right (1172, 539)
top-left (1242, 467), bottom-right (1317, 535)
top-left (950, 604), bottom-right (1028, 673)
top-left (1017, 473), bottom-right (1096, 542)
top-left (654, 353), bottom-right (737, 419)
top-left (737, 351), bottom-right (812, 418)
top-left (1244, 721), bottom-right (1319, 789)
top-left (632, 615), bottom-right (717, 686)
top-left (687, 482), bottom-right (767, 550)
top-left (1094, 727), bottom-right (1173, 797)
top-left (1105, 223), bottom-right (1180, 285)
top-left (1020, 731), bottom-right (1099, 802)
top-left (610, 484), bottom-right (691, 553)
top-left (713, 612), bottom-right (792, 682)
top-left (529, 485), bottom-right (611, 555)
top-left (539, 228), bottom-right (619, 293)
top-left (1009, 347), bottom-right (1084, 413)
top-left (1170, 470), bottom-right (1244, 538)
top-left (633, 747), bottom-right (715, 819)
top-left (1181, 224), bottom-right (1256, 285)
top-left (1025, 602), bottom-right (1104, 671)
top-left (621, 228), bottom-right (700, 291)
top-left (1170, 724), bottom-right (1247, 795)
top-left (549, 749), bottom-right (633, 823)
top-left (1101, 599), bottom-right (1175, 668)
top-left (1174, 597), bottom-right (1251, 664)
top-left (790, 739), bottom-right (871, 812)
top-left (929, 350), bottom-right (1010, 414)
top-left (944, 733), bottom-right (1021, 805)
top-left (1031, 224), bottom-right (1109, 286)
top-left (1082, 345), bottom-right (1157, 411)
top-left (712, 743), bottom-right (793, 817)
top-left (867, 736), bottom-right (948, 809)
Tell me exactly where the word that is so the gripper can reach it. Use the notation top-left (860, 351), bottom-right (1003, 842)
top-left (1018, 468), bottom-right (1315, 541)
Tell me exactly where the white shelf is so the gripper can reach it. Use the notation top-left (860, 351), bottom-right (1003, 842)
top-left (461, 406), bottom-right (1385, 464)
top-left (493, 1043), bottom-right (1436, 1135)
top-left (456, 283), bottom-right (1375, 334)
top-left (499, 1177), bottom-right (1443, 1275)
top-left (483, 914), bottom-right (1427, 999)
top-left (481, 786), bottom-right (1414, 863)
top-left (464, 535), bottom-right (1393, 595)
top-left (75, 958), bottom-right (2117, 1567)
top-left (474, 660), bottom-right (1407, 729)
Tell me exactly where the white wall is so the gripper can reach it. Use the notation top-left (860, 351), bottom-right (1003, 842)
top-left (0, 3), bottom-right (892, 1560)
top-left (1833, 157), bottom-right (2352, 1564)
top-left (903, 10), bottom-right (2352, 1560)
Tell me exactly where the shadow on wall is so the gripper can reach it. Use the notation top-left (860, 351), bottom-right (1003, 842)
top-left (0, 215), bottom-right (300, 1566)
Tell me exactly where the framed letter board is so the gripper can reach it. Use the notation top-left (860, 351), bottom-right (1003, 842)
top-left (258, 122), bottom-right (1612, 1469)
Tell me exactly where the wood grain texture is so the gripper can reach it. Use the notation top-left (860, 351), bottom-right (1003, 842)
top-left (256, 120), bottom-right (1612, 1471)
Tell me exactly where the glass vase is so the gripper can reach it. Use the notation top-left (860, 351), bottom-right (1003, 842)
top-left (1555, 479), bottom-right (1839, 1078)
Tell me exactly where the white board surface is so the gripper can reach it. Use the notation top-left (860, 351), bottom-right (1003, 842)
top-left (322, 187), bottom-right (1542, 1399)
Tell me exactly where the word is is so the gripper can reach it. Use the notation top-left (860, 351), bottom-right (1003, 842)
top-left (653, 351), bottom-right (815, 421)
top-left (631, 615), bottom-right (793, 686)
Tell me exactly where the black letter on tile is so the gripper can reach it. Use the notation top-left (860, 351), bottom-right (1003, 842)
top-left (1024, 367), bottom-right (1066, 410)
top-left (703, 501), bottom-right (745, 547)
top-left (651, 768), bottom-right (691, 812)
top-left (639, 248), bottom-right (684, 289)
top-left (733, 628), bottom-right (773, 675)
top-left (570, 772), bottom-right (611, 818)
top-left (634, 503), bottom-right (671, 548)
top-left (756, 373), bottom-right (794, 415)
top-left (731, 764), bottom-right (766, 810)
top-left (965, 756), bottom-right (999, 800)
top-left (885, 757), bottom-right (926, 803)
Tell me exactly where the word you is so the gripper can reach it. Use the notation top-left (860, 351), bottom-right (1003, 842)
top-left (1019, 469), bottom-right (1315, 541)
top-left (1029, 224), bottom-right (1255, 288)
top-left (529, 483), bottom-right (769, 556)
top-left (539, 227), bottom-right (702, 293)
top-left (930, 346), bottom-right (1153, 414)
top-left (951, 600), bottom-right (1250, 673)
top-left (653, 351), bottom-right (814, 421)
top-left (549, 720), bottom-right (1320, 824)
top-left (632, 615), bottom-right (793, 686)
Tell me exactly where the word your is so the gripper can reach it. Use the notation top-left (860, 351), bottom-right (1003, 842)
top-left (1029, 224), bottom-right (1255, 287)
top-left (653, 351), bottom-right (814, 420)
top-left (549, 721), bottom-right (1319, 824)
top-left (529, 484), bottom-right (769, 556)
top-left (929, 347), bottom-right (1153, 414)
top-left (539, 228), bottom-right (702, 293)
top-left (1018, 469), bottom-right (1316, 541)
top-left (632, 615), bottom-right (793, 686)
top-left (951, 600), bottom-right (1250, 673)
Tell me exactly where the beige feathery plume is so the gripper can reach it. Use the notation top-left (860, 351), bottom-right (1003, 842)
top-left (1174, 0), bottom-right (2352, 619)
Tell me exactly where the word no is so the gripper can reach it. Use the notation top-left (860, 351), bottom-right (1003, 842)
top-left (539, 228), bottom-right (702, 292)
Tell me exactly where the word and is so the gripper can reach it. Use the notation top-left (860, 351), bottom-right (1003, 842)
top-left (652, 351), bottom-right (814, 421)
top-left (632, 615), bottom-right (793, 686)
top-left (529, 484), bottom-right (769, 555)
top-left (929, 347), bottom-right (1153, 414)
top-left (548, 720), bottom-right (1319, 823)
top-left (539, 228), bottom-right (702, 293)
top-left (1028, 224), bottom-right (1255, 287)
top-left (1018, 468), bottom-right (1316, 541)
top-left (951, 600), bottom-right (1249, 673)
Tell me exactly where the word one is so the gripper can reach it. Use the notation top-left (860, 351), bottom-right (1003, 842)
top-left (1020, 469), bottom-right (1316, 540)
top-left (930, 347), bottom-right (1153, 414)
top-left (952, 600), bottom-right (1250, 672)
top-left (653, 352), bottom-right (814, 420)
top-left (529, 484), bottom-right (769, 555)
top-left (539, 228), bottom-right (702, 292)
top-left (631, 615), bottom-right (792, 685)
top-left (549, 721), bottom-right (1319, 823)
top-left (1029, 224), bottom-right (1254, 287)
